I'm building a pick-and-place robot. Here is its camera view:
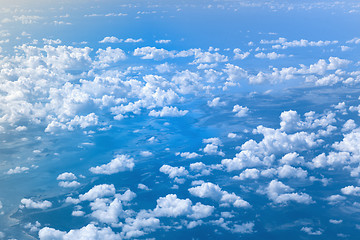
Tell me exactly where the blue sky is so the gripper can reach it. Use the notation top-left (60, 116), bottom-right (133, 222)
top-left (0, 0), bottom-right (360, 239)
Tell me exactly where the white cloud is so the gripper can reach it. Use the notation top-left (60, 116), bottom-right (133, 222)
top-left (140, 151), bottom-right (153, 157)
top-left (188, 182), bottom-right (250, 208)
top-left (341, 185), bottom-right (360, 196)
top-left (177, 152), bottom-right (201, 159)
top-left (233, 105), bottom-right (249, 117)
top-left (99, 36), bottom-right (123, 43)
top-left (255, 52), bottom-right (285, 60)
top-left (153, 194), bottom-right (192, 217)
top-left (90, 198), bottom-right (125, 224)
top-left (207, 97), bottom-right (226, 107)
top-left (232, 222), bottom-right (255, 233)
top-left (233, 48), bottom-right (250, 60)
top-left (301, 227), bottom-right (323, 235)
top-left (233, 168), bottom-right (260, 180)
top-left (138, 183), bottom-right (150, 191)
top-left (152, 194), bottom-right (214, 219)
top-left (7, 166), bottom-right (29, 175)
top-left (39, 224), bottom-right (121, 240)
top-left (20, 198), bottom-right (52, 209)
top-left (93, 47), bottom-right (126, 68)
top-left (90, 155), bottom-right (134, 175)
top-left (149, 106), bottom-right (188, 117)
top-left (58, 181), bottom-right (80, 188)
top-left (159, 164), bottom-right (188, 178)
top-left (155, 39), bottom-right (171, 44)
top-left (342, 119), bottom-right (356, 132)
top-left (265, 180), bottom-right (313, 205)
top-left (333, 128), bottom-right (360, 155)
top-left (57, 172), bottom-right (77, 181)
top-left (277, 165), bottom-right (307, 179)
top-left (325, 194), bottom-right (346, 204)
top-left (79, 184), bottom-right (116, 201)
top-left (124, 38), bottom-right (143, 43)
top-left (329, 219), bottom-right (343, 224)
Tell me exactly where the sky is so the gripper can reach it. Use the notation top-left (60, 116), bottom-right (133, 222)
top-left (0, 0), bottom-right (360, 239)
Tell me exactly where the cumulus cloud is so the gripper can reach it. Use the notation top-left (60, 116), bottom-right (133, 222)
top-left (57, 172), bottom-right (77, 181)
top-left (39, 224), bottom-right (121, 240)
top-left (149, 106), bottom-right (188, 117)
top-left (20, 198), bottom-right (52, 209)
top-left (99, 36), bottom-right (123, 43)
top-left (232, 105), bottom-right (249, 117)
top-left (202, 137), bottom-right (225, 156)
top-left (7, 166), bottom-right (29, 175)
top-left (341, 185), bottom-right (360, 196)
top-left (79, 184), bottom-right (116, 201)
top-left (255, 52), bottom-right (285, 60)
top-left (159, 164), bottom-right (189, 178)
top-left (90, 155), bottom-right (134, 175)
top-left (152, 194), bottom-right (214, 219)
top-left (188, 182), bottom-right (250, 208)
top-left (265, 180), bottom-right (313, 205)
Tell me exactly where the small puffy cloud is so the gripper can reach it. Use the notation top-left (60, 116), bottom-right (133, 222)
top-left (156, 39), bottom-right (171, 44)
top-left (7, 166), bottom-right (29, 175)
top-left (233, 105), bottom-right (249, 117)
top-left (207, 97), bottom-right (226, 107)
top-left (188, 182), bottom-right (250, 208)
top-left (133, 46), bottom-right (176, 60)
top-left (149, 106), bottom-right (188, 117)
top-left (90, 154), bottom-right (134, 175)
top-left (72, 210), bottom-right (85, 217)
top-left (90, 198), bottom-right (124, 224)
top-left (341, 185), bottom-right (360, 196)
top-left (333, 128), bottom-right (360, 155)
top-left (227, 133), bottom-right (238, 138)
top-left (189, 162), bottom-right (211, 176)
top-left (58, 181), bottom-right (80, 188)
top-left (79, 184), bottom-right (116, 201)
top-left (138, 183), bottom-right (150, 191)
top-left (177, 152), bottom-right (201, 159)
top-left (20, 198), bottom-right (52, 209)
top-left (38, 224), bottom-right (121, 240)
top-left (202, 137), bottom-right (224, 156)
top-left (233, 168), bottom-right (260, 180)
top-left (153, 194), bottom-right (192, 217)
top-left (43, 39), bottom-right (62, 45)
top-left (301, 227), bottom-right (323, 235)
top-left (57, 172), bottom-right (77, 181)
top-left (140, 151), bottom-right (153, 157)
top-left (203, 143), bottom-right (225, 156)
top-left (280, 152), bottom-right (304, 166)
top-left (342, 119), bottom-right (356, 132)
top-left (152, 194), bottom-right (214, 219)
top-left (325, 194), bottom-right (346, 204)
top-left (222, 150), bottom-right (265, 172)
top-left (329, 219), bottom-right (343, 224)
top-left (124, 38), bottom-right (143, 43)
top-left (188, 202), bottom-right (214, 219)
top-left (93, 47), bottom-right (127, 68)
top-left (15, 126), bottom-right (27, 131)
top-left (265, 180), bottom-right (313, 205)
top-left (277, 165), bottom-right (307, 179)
top-left (66, 113), bottom-right (99, 131)
top-left (159, 164), bottom-right (189, 178)
top-left (232, 222), bottom-right (255, 233)
top-left (255, 52), bottom-right (285, 60)
top-left (99, 36), bottom-right (122, 43)
top-left (233, 48), bottom-right (250, 60)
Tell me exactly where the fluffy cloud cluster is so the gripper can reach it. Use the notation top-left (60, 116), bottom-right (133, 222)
top-left (188, 182), bottom-right (250, 208)
top-left (90, 155), bottom-right (134, 175)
